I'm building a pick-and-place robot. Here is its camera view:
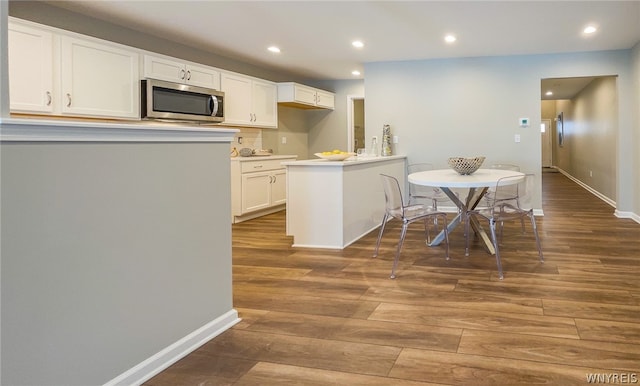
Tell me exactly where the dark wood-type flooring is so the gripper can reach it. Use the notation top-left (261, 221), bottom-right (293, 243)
top-left (146, 171), bottom-right (640, 385)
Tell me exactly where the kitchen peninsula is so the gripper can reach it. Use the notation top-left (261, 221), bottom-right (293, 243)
top-left (282, 155), bottom-right (406, 249)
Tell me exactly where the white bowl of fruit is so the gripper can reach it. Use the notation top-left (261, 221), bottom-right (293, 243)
top-left (314, 150), bottom-right (355, 161)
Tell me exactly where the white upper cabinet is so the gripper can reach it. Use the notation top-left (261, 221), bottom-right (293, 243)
top-left (277, 82), bottom-right (335, 110)
top-left (9, 18), bottom-right (140, 119)
top-left (8, 21), bottom-right (54, 114)
top-left (221, 72), bottom-right (278, 128)
top-left (143, 54), bottom-right (220, 90)
top-left (315, 89), bottom-right (335, 109)
top-left (60, 36), bottom-right (140, 119)
top-left (251, 78), bottom-right (278, 127)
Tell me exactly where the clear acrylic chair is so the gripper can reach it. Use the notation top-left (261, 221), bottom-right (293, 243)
top-left (373, 174), bottom-right (450, 279)
top-left (484, 164), bottom-right (521, 205)
top-left (465, 174), bottom-right (544, 280)
top-left (484, 163), bottom-right (524, 233)
top-left (407, 163), bottom-right (453, 210)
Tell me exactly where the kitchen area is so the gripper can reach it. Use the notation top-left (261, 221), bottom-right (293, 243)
top-left (1, 11), bottom-right (371, 386)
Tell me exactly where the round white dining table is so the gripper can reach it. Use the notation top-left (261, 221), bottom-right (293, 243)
top-left (408, 168), bottom-right (524, 188)
top-left (408, 168), bottom-right (525, 254)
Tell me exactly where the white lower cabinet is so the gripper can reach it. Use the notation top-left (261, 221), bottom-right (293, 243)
top-left (231, 157), bottom-right (296, 223)
top-left (241, 169), bottom-right (286, 212)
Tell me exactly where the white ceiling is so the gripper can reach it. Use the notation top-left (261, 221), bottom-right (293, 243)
top-left (48, 1), bottom-right (640, 97)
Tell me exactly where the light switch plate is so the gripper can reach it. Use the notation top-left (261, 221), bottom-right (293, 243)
top-left (515, 134), bottom-right (521, 143)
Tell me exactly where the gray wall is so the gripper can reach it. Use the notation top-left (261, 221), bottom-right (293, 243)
top-left (265, 105), bottom-right (312, 159)
top-left (1, 141), bottom-right (233, 385)
top-left (306, 79), bottom-right (365, 157)
top-left (364, 51), bottom-right (638, 213)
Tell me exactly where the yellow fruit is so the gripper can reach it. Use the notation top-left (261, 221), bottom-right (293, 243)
top-left (321, 151), bottom-right (332, 155)
top-left (332, 149), bottom-right (341, 154)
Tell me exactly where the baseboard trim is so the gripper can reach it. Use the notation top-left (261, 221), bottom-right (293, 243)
top-left (554, 168), bottom-right (639, 224)
top-left (104, 309), bottom-right (240, 386)
top-left (555, 168), bottom-right (617, 207)
top-left (233, 205), bottom-right (285, 223)
top-left (615, 209), bottom-right (640, 224)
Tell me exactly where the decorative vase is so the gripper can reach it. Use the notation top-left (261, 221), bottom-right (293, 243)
top-left (381, 124), bottom-right (392, 156)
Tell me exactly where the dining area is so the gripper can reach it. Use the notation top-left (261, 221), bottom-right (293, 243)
top-left (149, 168), bottom-right (640, 384)
top-left (375, 156), bottom-right (544, 280)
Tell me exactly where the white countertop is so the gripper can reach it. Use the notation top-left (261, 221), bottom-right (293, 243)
top-left (231, 155), bottom-right (298, 161)
top-left (282, 154), bottom-right (406, 166)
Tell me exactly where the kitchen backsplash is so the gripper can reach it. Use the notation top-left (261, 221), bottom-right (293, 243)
top-left (229, 128), bottom-right (262, 155)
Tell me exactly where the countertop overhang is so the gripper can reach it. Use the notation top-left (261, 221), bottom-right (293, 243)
top-left (282, 155), bottom-right (406, 167)
top-left (0, 117), bottom-right (238, 142)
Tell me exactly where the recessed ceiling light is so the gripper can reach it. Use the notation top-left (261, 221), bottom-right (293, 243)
top-left (444, 34), bottom-right (457, 43)
top-left (351, 70), bottom-right (361, 76)
top-left (545, 91), bottom-right (553, 96)
top-left (267, 46), bottom-right (281, 53)
top-left (352, 40), bottom-right (364, 48)
top-left (583, 25), bottom-right (597, 34)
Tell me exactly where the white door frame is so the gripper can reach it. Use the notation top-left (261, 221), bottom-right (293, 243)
top-left (346, 94), bottom-right (364, 153)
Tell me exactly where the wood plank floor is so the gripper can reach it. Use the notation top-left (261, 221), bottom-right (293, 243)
top-left (146, 171), bottom-right (640, 385)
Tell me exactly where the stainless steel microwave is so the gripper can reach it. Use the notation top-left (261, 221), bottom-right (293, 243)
top-left (141, 79), bottom-right (224, 123)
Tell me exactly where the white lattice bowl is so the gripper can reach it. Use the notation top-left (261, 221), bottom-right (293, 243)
top-left (448, 156), bottom-right (486, 175)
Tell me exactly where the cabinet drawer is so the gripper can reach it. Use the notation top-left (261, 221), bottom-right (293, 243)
top-left (240, 159), bottom-right (285, 173)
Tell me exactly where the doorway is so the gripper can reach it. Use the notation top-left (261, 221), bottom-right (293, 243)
top-left (540, 119), bottom-right (552, 168)
top-left (347, 95), bottom-right (365, 153)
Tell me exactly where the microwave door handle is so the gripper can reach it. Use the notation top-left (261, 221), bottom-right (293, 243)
top-left (210, 96), bottom-right (219, 116)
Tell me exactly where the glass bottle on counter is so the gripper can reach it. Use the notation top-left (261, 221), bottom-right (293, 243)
top-left (370, 136), bottom-right (379, 157)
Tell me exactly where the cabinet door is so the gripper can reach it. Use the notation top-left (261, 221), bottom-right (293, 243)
top-left (8, 22), bottom-right (54, 113)
top-left (252, 79), bottom-right (278, 128)
top-left (186, 64), bottom-right (220, 90)
top-left (60, 36), bottom-right (140, 119)
top-left (315, 89), bottom-right (335, 109)
top-left (241, 172), bottom-right (272, 213)
top-left (270, 169), bottom-right (287, 206)
top-left (220, 72), bottom-right (252, 125)
top-left (294, 84), bottom-right (317, 106)
top-left (143, 54), bottom-right (186, 83)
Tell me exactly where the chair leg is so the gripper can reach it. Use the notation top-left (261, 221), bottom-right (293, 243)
top-left (529, 213), bottom-right (544, 263)
top-left (489, 218), bottom-right (504, 280)
top-left (373, 213), bottom-right (389, 258)
top-left (390, 222), bottom-right (409, 279)
top-left (423, 218), bottom-right (432, 245)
